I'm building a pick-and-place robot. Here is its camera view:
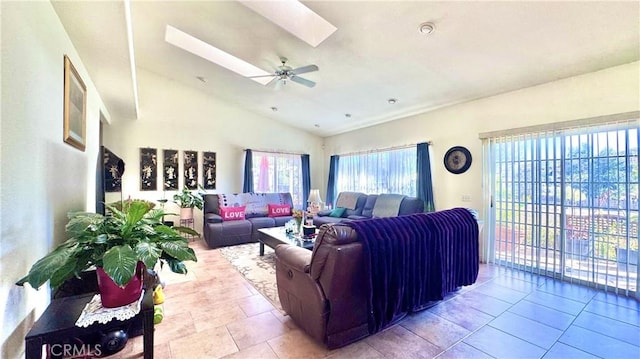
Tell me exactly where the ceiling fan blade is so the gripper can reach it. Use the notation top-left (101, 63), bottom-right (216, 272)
top-left (248, 74), bottom-right (276, 79)
top-left (289, 64), bottom-right (318, 75)
top-left (290, 75), bottom-right (316, 88)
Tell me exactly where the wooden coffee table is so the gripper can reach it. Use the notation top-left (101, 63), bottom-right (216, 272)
top-left (258, 227), bottom-right (316, 256)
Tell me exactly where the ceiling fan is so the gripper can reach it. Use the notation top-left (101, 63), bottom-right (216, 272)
top-left (250, 57), bottom-right (318, 89)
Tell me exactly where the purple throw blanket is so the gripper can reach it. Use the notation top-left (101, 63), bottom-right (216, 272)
top-left (346, 208), bottom-right (479, 333)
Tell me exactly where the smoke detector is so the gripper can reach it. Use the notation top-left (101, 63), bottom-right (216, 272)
top-left (418, 22), bottom-right (435, 35)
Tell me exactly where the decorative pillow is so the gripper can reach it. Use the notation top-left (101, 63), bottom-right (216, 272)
top-left (268, 204), bottom-right (291, 217)
top-left (219, 206), bottom-right (246, 221)
top-left (329, 207), bottom-right (346, 218)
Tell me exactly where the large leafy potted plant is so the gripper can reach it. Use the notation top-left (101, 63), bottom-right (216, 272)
top-left (173, 186), bottom-right (204, 220)
top-left (16, 200), bottom-right (198, 307)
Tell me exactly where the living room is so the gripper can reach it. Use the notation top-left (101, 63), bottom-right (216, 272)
top-left (2, 1), bottom-right (639, 358)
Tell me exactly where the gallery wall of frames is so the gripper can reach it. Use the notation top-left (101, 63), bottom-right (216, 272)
top-left (139, 148), bottom-right (216, 191)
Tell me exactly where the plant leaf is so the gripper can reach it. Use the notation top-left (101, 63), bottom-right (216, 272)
top-left (164, 258), bottom-right (187, 274)
top-left (15, 245), bottom-right (77, 289)
top-left (125, 202), bottom-right (150, 228)
top-left (102, 245), bottom-right (138, 286)
top-left (134, 242), bottom-right (161, 269)
top-left (159, 241), bottom-right (197, 262)
top-left (146, 209), bottom-right (165, 221)
top-left (66, 212), bottom-right (104, 237)
top-left (172, 226), bottom-right (200, 236)
top-left (154, 225), bottom-right (183, 237)
top-left (49, 257), bottom-right (79, 289)
top-left (95, 234), bottom-right (108, 244)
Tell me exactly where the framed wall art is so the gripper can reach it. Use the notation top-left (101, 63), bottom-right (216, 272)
top-left (63, 55), bottom-right (87, 151)
top-left (163, 149), bottom-right (179, 190)
top-left (202, 151), bottom-right (217, 190)
top-left (140, 148), bottom-right (157, 191)
top-left (103, 147), bottom-right (124, 192)
top-left (184, 150), bottom-right (198, 189)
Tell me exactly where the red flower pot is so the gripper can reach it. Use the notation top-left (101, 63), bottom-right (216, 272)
top-left (96, 262), bottom-right (145, 308)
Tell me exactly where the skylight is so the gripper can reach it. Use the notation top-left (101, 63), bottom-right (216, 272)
top-left (164, 25), bottom-right (272, 85)
top-left (238, 0), bottom-right (337, 47)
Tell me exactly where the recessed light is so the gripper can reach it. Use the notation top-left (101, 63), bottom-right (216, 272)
top-left (388, 98), bottom-right (398, 104)
top-left (196, 76), bottom-right (207, 83)
top-left (345, 113), bottom-right (352, 118)
top-left (418, 22), bottom-right (436, 35)
top-left (271, 107), bottom-right (278, 112)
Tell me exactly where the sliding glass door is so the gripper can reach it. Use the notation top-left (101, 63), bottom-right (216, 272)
top-left (482, 117), bottom-right (638, 297)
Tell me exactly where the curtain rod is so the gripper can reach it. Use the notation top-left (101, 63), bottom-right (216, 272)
top-left (337, 141), bottom-right (432, 157)
top-left (244, 148), bottom-right (306, 155)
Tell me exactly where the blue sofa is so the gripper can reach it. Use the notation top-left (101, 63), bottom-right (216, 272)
top-left (313, 192), bottom-right (425, 227)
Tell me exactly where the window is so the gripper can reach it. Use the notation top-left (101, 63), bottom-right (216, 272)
top-left (337, 147), bottom-right (416, 197)
top-left (251, 151), bottom-right (304, 208)
top-left (482, 116), bottom-right (639, 296)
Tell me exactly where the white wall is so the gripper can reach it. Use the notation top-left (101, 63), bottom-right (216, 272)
top-left (0, 2), bottom-right (108, 357)
top-left (103, 68), bottom-right (325, 233)
top-left (324, 62), bottom-right (640, 214)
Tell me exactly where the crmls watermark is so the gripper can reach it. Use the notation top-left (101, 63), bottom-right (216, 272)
top-left (50, 343), bottom-right (102, 357)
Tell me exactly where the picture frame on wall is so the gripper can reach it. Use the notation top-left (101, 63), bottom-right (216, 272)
top-left (163, 149), bottom-right (178, 190)
top-left (202, 151), bottom-right (216, 190)
top-left (62, 55), bottom-right (87, 151)
top-left (104, 147), bottom-right (124, 192)
top-left (140, 148), bottom-right (157, 191)
top-left (184, 150), bottom-right (198, 190)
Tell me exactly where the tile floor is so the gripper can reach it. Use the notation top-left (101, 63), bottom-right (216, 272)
top-left (111, 239), bottom-right (639, 359)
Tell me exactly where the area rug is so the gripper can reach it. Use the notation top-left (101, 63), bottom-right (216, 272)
top-left (218, 243), bottom-right (282, 311)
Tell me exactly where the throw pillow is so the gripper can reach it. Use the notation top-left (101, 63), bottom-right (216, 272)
top-left (220, 206), bottom-right (246, 221)
top-left (268, 204), bottom-right (291, 217)
top-left (329, 207), bottom-right (346, 218)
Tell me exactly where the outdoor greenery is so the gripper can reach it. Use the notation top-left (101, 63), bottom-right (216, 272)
top-left (491, 127), bottom-right (638, 293)
top-left (16, 200), bottom-right (198, 290)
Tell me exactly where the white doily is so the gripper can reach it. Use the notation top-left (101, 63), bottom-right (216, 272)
top-left (75, 291), bottom-right (145, 328)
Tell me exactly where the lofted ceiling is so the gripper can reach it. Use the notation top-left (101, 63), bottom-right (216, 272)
top-left (52, 1), bottom-right (640, 137)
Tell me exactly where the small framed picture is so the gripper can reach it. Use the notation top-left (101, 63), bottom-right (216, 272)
top-left (184, 150), bottom-right (198, 189)
top-left (62, 55), bottom-right (87, 151)
top-left (140, 148), bottom-right (158, 191)
top-left (202, 151), bottom-right (216, 189)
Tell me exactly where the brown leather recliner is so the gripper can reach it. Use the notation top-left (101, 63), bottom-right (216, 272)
top-left (276, 209), bottom-right (481, 349)
top-left (274, 225), bottom-right (370, 349)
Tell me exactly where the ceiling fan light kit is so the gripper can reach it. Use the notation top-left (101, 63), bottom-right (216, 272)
top-left (249, 57), bottom-right (319, 88)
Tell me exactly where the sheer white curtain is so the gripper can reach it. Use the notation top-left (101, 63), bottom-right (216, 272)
top-left (252, 151), bottom-right (304, 208)
top-left (481, 113), bottom-right (639, 297)
top-left (337, 147), bottom-right (417, 196)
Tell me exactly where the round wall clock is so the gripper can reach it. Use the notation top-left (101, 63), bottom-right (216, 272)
top-left (444, 146), bottom-right (472, 174)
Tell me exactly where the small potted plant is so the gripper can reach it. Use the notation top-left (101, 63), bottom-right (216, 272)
top-left (173, 186), bottom-right (204, 220)
top-left (16, 200), bottom-right (198, 307)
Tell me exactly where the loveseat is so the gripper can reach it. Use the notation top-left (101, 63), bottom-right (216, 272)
top-left (202, 193), bottom-right (295, 248)
top-left (313, 191), bottom-right (424, 227)
top-left (275, 208), bottom-right (480, 349)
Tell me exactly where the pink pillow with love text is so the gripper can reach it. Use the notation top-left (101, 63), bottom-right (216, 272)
top-left (220, 206), bottom-right (246, 221)
top-left (268, 204), bottom-right (291, 217)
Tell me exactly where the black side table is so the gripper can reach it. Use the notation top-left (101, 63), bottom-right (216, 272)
top-left (25, 290), bottom-right (154, 359)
